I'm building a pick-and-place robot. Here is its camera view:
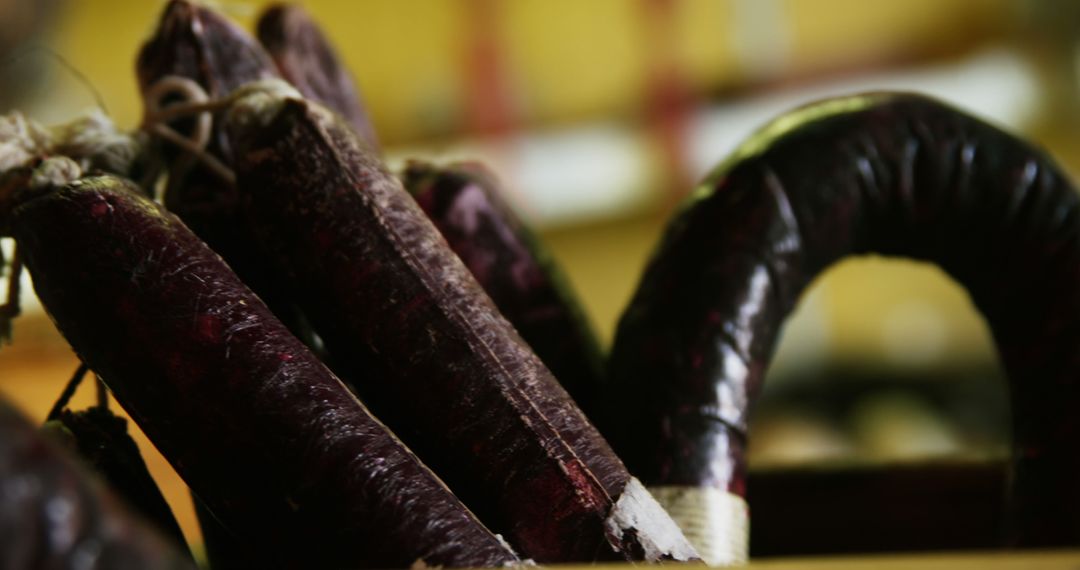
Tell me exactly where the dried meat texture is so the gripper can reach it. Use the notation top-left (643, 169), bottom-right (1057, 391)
top-left (11, 174), bottom-right (521, 569)
top-left (226, 94), bottom-right (697, 563)
top-left (137, 1), bottom-right (321, 351)
top-left (403, 161), bottom-right (606, 417)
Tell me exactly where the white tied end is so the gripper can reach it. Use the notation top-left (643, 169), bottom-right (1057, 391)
top-left (30, 156), bottom-right (83, 190)
top-left (0, 111), bottom-right (51, 173)
top-left (141, 76), bottom-right (303, 188)
top-left (49, 110), bottom-right (142, 176)
top-left (648, 485), bottom-right (750, 566)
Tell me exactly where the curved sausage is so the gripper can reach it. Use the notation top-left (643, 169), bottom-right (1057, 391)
top-left (603, 93), bottom-right (1080, 562)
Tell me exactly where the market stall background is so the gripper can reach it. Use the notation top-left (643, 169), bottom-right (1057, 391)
top-left (0, 0), bottom-right (1074, 558)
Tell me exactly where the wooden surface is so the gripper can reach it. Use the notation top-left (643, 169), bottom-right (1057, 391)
top-left (547, 550), bottom-right (1080, 568)
top-left (737, 550), bottom-right (1080, 569)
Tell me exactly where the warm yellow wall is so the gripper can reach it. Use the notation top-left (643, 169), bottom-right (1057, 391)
top-left (785, 0), bottom-right (1008, 69)
top-left (42, 0), bottom-right (1008, 143)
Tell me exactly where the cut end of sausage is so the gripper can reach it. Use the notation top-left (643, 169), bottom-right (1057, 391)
top-left (604, 477), bottom-right (702, 563)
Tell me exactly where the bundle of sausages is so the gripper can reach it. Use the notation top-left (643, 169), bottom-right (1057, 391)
top-left (0, 2), bottom-right (1077, 568)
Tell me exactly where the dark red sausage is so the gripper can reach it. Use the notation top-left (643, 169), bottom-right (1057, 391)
top-left (135, 0), bottom-right (277, 262)
top-left (403, 161), bottom-right (606, 416)
top-left (603, 93), bottom-right (1080, 560)
top-left (257, 3), bottom-right (380, 151)
top-left (137, 0), bottom-right (329, 362)
top-left (0, 397), bottom-right (194, 570)
top-left (137, 0), bottom-right (277, 95)
top-left (7, 165), bottom-right (521, 569)
top-left (135, 0), bottom-right (275, 254)
top-left (225, 93), bottom-right (698, 563)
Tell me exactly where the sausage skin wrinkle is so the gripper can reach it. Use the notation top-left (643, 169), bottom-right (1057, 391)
top-left (11, 172), bottom-right (521, 569)
top-left (605, 93), bottom-right (1080, 559)
top-left (225, 93), bottom-right (699, 563)
top-left (403, 161), bottom-right (607, 419)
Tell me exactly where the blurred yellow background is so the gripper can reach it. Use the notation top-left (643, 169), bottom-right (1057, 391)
top-left (36, 0), bottom-right (1005, 141)
top-left (0, 0), bottom-right (1028, 371)
top-left (25, 0), bottom-right (1013, 345)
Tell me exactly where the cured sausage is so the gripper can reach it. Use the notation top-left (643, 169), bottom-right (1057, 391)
top-left (225, 90), bottom-right (698, 563)
top-left (403, 161), bottom-right (605, 416)
top-left (4, 159), bottom-right (522, 569)
top-left (603, 93), bottom-right (1080, 562)
top-left (257, 3), bottom-right (380, 150)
